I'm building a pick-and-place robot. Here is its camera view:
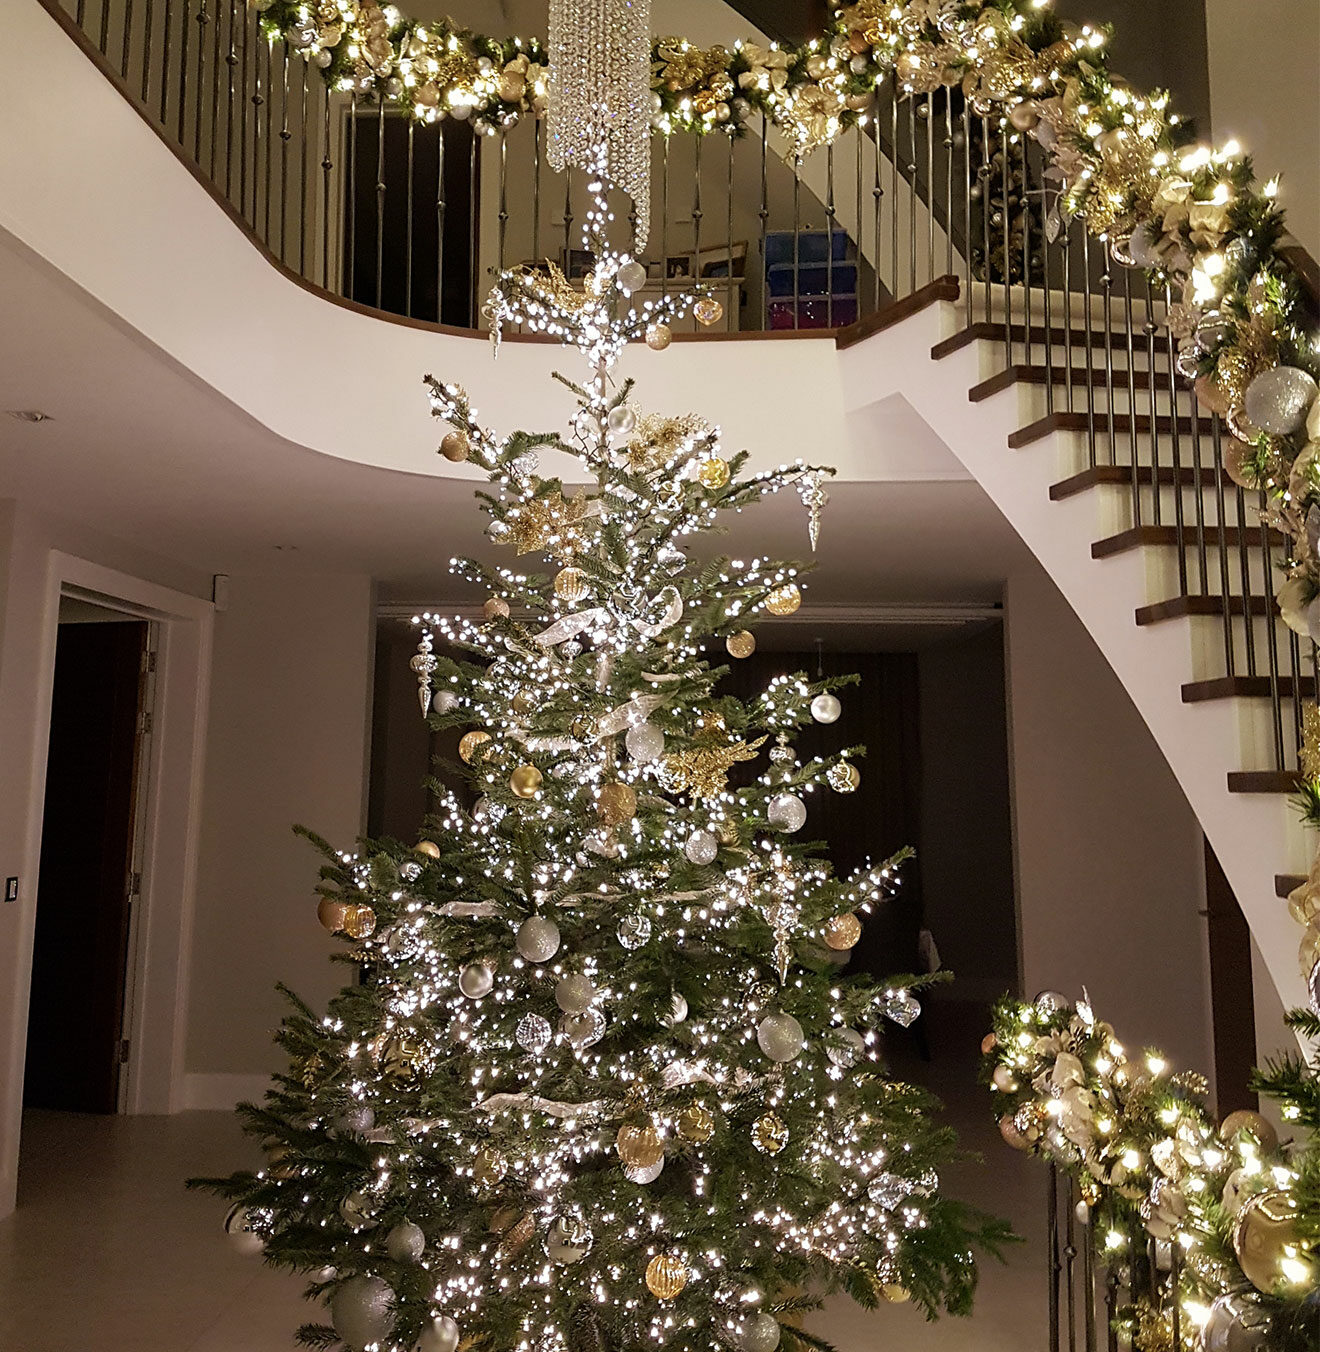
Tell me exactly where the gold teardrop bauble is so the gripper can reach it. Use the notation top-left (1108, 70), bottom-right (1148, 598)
top-left (616, 1123), bottom-right (664, 1169)
top-left (677, 1105), bottom-right (714, 1143)
top-left (752, 1112), bottom-right (789, 1155)
top-left (483, 596), bottom-right (510, 621)
top-left (645, 323), bottom-right (673, 350)
top-left (645, 1252), bottom-right (688, 1300)
top-left (725, 630), bottom-right (756, 659)
top-left (596, 782), bottom-right (638, 826)
top-left (342, 904), bottom-right (377, 940)
top-left (697, 457), bottom-right (730, 490)
top-left (554, 566), bottom-right (590, 602)
top-left (440, 430), bottom-right (470, 462)
top-left (459, 730), bottom-right (491, 763)
top-left (510, 764), bottom-right (543, 799)
top-left (317, 898), bottom-right (349, 933)
top-left (693, 297), bottom-right (724, 327)
top-left (765, 583), bottom-right (802, 616)
top-left (824, 913), bottom-right (862, 950)
top-left (414, 840), bottom-right (442, 859)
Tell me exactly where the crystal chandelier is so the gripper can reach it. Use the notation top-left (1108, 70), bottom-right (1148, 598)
top-left (547, 0), bottom-right (652, 248)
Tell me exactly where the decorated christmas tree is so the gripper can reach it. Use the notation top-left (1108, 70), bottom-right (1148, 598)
top-left (195, 160), bottom-right (1010, 1352)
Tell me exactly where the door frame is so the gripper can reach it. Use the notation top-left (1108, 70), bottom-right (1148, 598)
top-left (12, 554), bottom-right (212, 1133)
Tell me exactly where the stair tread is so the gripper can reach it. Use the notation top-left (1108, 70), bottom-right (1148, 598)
top-left (1050, 464), bottom-right (1230, 501)
top-left (1010, 409), bottom-right (1215, 450)
top-left (932, 322), bottom-right (1174, 361)
top-left (1183, 677), bottom-right (1315, 702)
top-left (1135, 594), bottom-right (1274, 625)
top-left (1227, 770), bottom-right (1303, 793)
top-left (1093, 524), bottom-right (1286, 559)
top-left (972, 364), bottom-right (1174, 403)
top-left (835, 276), bottom-right (960, 349)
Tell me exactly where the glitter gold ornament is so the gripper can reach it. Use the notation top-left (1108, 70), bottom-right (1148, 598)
top-left (440, 430), bottom-right (470, 462)
top-left (697, 457), bottom-right (731, 490)
top-left (824, 913), bottom-right (862, 950)
top-left (483, 596), bottom-right (510, 621)
top-left (663, 734), bottom-right (766, 799)
top-left (693, 297), bottom-right (724, 327)
top-left (617, 1123), bottom-right (664, 1170)
top-left (645, 1252), bottom-right (688, 1300)
top-left (765, 583), bottom-right (801, 616)
top-left (827, 761), bottom-right (861, 793)
top-left (510, 764), bottom-right (543, 798)
top-left (415, 840), bottom-right (442, 859)
top-left (554, 565), bottom-right (590, 602)
top-left (317, 898), bottom-right (349, 932)
top-left (343, 904), bottom-right (377, 940)
top-left (726, 630), bottom-right (756, 658)
top-left (1234, 1189), bottom-right (1316, 1294)
top-left (677, 1104), bottom-right (714, 1143)
top-left (498, 1211), bottom-right (537, 1256)
top-left (596, 781), bottom-right (638, 825)
top-left (459, 730), bottom-right (491, 763)
top-left (752, 1112), bottom-right (789, 1155)
top-left (645, 323), bottom-right (672, 351)
top-left (473, 1145), bottom-right (508, 1187)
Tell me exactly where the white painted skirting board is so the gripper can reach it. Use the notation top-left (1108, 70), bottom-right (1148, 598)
top-left (183, 1074), bottom-right (271, 1111)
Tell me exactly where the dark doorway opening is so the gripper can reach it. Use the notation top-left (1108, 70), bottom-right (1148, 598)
top-left (23, 607), bottom-right (152, 1115)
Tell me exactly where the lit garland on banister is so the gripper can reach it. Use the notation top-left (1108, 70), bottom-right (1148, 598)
top-left (984, 992), bottom-right (1320, 1351)
top-left (190, 173), bottom-right (1013, 1349)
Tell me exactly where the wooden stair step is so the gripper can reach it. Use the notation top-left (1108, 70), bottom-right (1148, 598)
top-left (1183, 677), bottom-right (1315, 703)
top-left (1227, 770), bottom-right (1302, 793)
top-left (972, 364), bottom-right (1173, 403)
top-left (932, 322), bottom-right (1173, 361)
top-left (1277, 873), bottom-right (1306, 899)
top-left (1050, 464), bottom-right (1230, 502)
top-left (1010, 410), bottom-right (1214, 450)
top-left (835, 276), bottom-right (960, 350)
top-left (1135, 594), bottom-right (1275, 625)
top-left (1092, 524), bottom-right (1286, 559)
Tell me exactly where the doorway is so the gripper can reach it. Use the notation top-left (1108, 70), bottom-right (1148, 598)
top-left (23, 599), bottom-right (156, 1115)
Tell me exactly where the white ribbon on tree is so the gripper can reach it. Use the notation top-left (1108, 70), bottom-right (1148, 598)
top-left (478, 1092), bottom-right (607, 1120)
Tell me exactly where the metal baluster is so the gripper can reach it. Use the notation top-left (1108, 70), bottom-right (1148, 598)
top-left (873, 111), bottom-right (884, 312)
top-left (726, 132), bottom-right (735, 332)
top-left (760, 116), bottom-right (770, 329)
top-left (1169, 1245), bottom-right (1181, 1350)
top-left (692, 135), bottom-right (703, 288)
top-left (375, 98), bottom-right (386, 308)
top-left (496, 130), bottom-right (508, 280)
top-left (1081, 229), bottom-right (1097, 467)
top-left (1081, 1200), bottom-right (1097, 1352)
top-left (227, 1), bottom-right (240, 200)
top-left (435, 126), bottom-right (446, 322)
top-left (908, 96), bottom-right (918, 295)
top-left (1234, 479), bottom-right (1257, 677)
top-left (277, 46), bottom-right (290, 262)
top-left (563, 165), bottom-right (574, 273)
top-left (1200, 411), bottom-right (1235, 674)
top-left (1100, 251), bottom-right (1116, 469)
top-left (1064, 1177), bottom-right (1078, 1352)
top-left (531, 117), bottom-right (542, 264)
top-left (925, 95), bottom-right (935, 285)
top-left (77, 0), bottom-right (86, 35)
top-left (1290, 632), bottom-right (1305, 762)
top-left (1160, 285), bottom-right (1190, 593)
top-left (1041, 139), bottom-right (1054, 413)
top-left (1142, 282), bottom-right (1162, 530)
top-left (99, 0), bottom-right (110, 54)
top-left (792, 152), bottom-right (801, 330)
top-left (1019, 129), bottom-right (1032, 369)
top-left (962, 104), bottom-right (972, 325)
top-left (121, 0), bottom-right (133, 79)
top-left (944, 94), bottom-right (954, 278)
top-left (159, 0), bottom-right (174, 123)
top-left (1263, 501), bottom-right (1286, 767)
top-left (1047, 1163), bottom-right (1061, 1352)
top-left (891, 93), bottom-right (900, 300)
top-left (237, 0), bottom-right (248, 208)
top-left (250, 9), bottom-right (264, 225)
top-left (855, 125), bottom-right (865, 316)
top-left (1103, 1224), bottom-right (1120, 1352)
top-left (660, 139), bottom-right (668, 307)
top-left (406, 119), bottom-right (417, 316)
top-left (344, 94), bottom-right (355, 297)
top-left (208, 0), bottom-right (222, 178)
top-left (826, 143), bottom-right (836, 328)
top-left (194, 1), bottom-right (209, 165)
top-left (321, 81), bottom-right (333, 291)
top-left (1060, 209), bottom-right (1073, 413)
top-left (999, 119), bottom-right (1011, 361)
top-left (468, 133), bottom-right (479, 326)
top-left (175, 0), bottom-right (191, 146)
top-left (1122, 268), bottom-right (1142, 527)
top-left (979, 116), bottom-right (992, 329)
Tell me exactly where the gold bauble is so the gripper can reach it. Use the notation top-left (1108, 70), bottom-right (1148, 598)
top-left (473, 1145), bottom-right (508, 1187)
top-left (880, 1284), bottom-right (910, 1304)
top-left (828, 761), bottom-right (861, 794)
top-left (554, 565), bottom-right (590, 603)
top-left (998, 1114), bottom-right (1030, 1151)
top-left (597, 782), bottom-right (638, 826)
top-left (752, 1112), bottom-right (788, 1155)
top-left (981, 1033), bottom-right (998, 1056)
top-left (716, 817), bottom-right (741, 846)
top-left (512, 688), bottom-right (537, 716)
top-left (693, 297), bottom-right (724, 327)
top-left (571, 714), bottom-right (600, 741)
top-left (343, 904), bottom-right (377, 940)
top-left (317, 898), bottom-right (349, 933)
top-left (617, 1123), bottom-right (664, 1170)
top-left (725, 630), bottom-right (756, 659)
top-left (1220, 1109), bottom-right (1279, 1154)
top-left (697, 457), bottom-right (731, 490)
top-left (824, 913), bottom-right (862, 950)
top-left (483, 596), bottom-right (510, 621)
top-left (765, 583), bottom-right (802, 616)
top-left (645, 323), bottom-right (673, 351)
top-left (415, 839), bottom-right (442, 859)
top-left (440, 430), bottom-right (470, 462)
top-left (645, 1252), bottom-right (688, 1300)
top-left (459, 730), bottom-right (491, 763)
top-left (510, 764), bottom-right (543, 799)
top-left (677, 1104), bottom-right (714, 1143)
top-left (1234, 1188), bottom-right (1316, 1294)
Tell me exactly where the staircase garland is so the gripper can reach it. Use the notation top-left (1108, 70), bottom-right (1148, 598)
top-left (984, 991), bottom-right (1320, 1349)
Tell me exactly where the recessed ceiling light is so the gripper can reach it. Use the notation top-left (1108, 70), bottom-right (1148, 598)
top-left (8, 410), bottom-right (53, 423)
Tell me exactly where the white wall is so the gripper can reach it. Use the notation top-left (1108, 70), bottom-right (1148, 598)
top-left (183, 572), bottom-right (375, 1105)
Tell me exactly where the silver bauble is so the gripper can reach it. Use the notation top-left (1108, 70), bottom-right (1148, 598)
top-left (516, 1013), bottom-right (553, 1054)
top-left (664, 992), bottom-right (688, 1025)
top-left (606, 404), bottom-right (637, 436)
top-left (555, 973), bottom-right (598, 1013)
top-left (545, 1211), bottom-right (594, 1263)
top-left (458, 962), bottom-right (494, 999)
top-left (432, 689), bottom-right (460, 715)
top-left (684, 830), bottom-right (719, 865)
top-left (224, 1203), bottom-right (265, 1256)
top-left (339, 1190), bottom-right (379, 1230)
top-left (386, 1219), bottom-right (425, 1264)
top-left (333, 1104), bottom-right (375, 1136)
top-left (617, 912), bottom-right (652, 949)
top-left (515, 914), bottom-right (561, 963)
top-left (625, 721), bottom-right (666, 763)
top-left (732, 1311), bottom-right (782, 1352)
top-left (623, 1155), bottom-right (665, 1184)
top-left (766, 793), bottom-right (807, 833)
top-left (330, 1276), bottom-right (395, 1351)
top-left (810, 693), bottom-right (841, 724)
top-left (399, 860), bottom-right (422, 883)
top-left (561, 1007), bottom-right (606, 1048)
top-left (617, 260), bottom-right (647, 295)
top-left (417, 1315), bottom-right (461, 1352)
top-left (756, 1011), bottom-right (805, 1062)
top-left (1033, 990), bottom-right (1070, 1016)
top-left (1200, 1293), bottom-right (1272, 1352)
top-left (1245, 366), bottom-right (1319, 436)
top-left (882, 989), bottom-right (922, 1028)
top-left (826, 1026), bottom-right (866, 1068)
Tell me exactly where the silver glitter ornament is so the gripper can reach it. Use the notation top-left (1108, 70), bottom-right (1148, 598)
top-left (756, 1011), bottom-right (805, 1062)
top-left (731, 1312), bottom-right (781, 1352)
top-left (555, 972), bottom-right (598, 1013)
top-left (386, 1219), bottom-right (426, 1264)
top-left (625, 721), bottom-right (665, 763)
top-left (1244, 367), bottom-right (1318, 436)
top-left (684, 830), bottom-right (718, 865)
top-left (330, 1276), bottom-right (395, 1351)
top-left (826, 1026), bottom-right (865, 1068)
top-left (333, 1104), bottom-right (375, 1136)
top-left (516, 914), bottom-right (561, 962)
top-left (418, 1315), bottom-right (462, 1352)
top-left (767, 793), bottom-right (807, 833)
top-left (516, 1013), bottom-right (553, 1054)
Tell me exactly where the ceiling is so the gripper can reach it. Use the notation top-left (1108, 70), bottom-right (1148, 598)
top-left (0, 229), bottom-right (1031, 616)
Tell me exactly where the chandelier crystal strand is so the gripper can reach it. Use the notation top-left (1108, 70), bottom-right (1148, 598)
top-left (547, 0), bottom-right (652, 249)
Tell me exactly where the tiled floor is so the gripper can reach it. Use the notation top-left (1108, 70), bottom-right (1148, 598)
top-left (0, 1004), bottom-right (1046, 1351)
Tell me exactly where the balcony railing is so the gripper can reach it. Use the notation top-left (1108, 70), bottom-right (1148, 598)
top-left (38, 0), bottom-right (1320, 783)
